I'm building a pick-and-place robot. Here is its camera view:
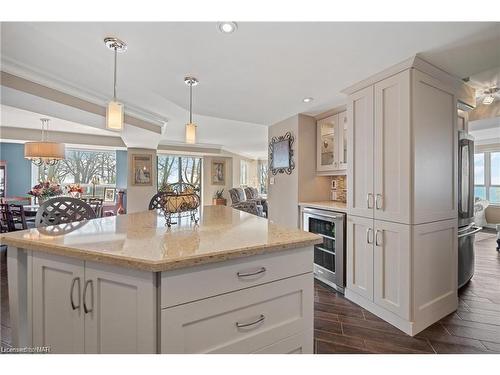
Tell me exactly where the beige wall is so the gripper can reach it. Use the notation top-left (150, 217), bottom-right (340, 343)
top-left (126, 148), bottom-right (158, 213)
top-left (297, 114), bottom-right (332, 203)
top-left (267, 114), bottom-right (332, 228)
top-left (202, 156), bottom-right (233, 205)
top-left (267, 115), bottom-right (300, 228)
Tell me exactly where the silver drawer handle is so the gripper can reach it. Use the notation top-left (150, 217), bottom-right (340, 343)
top-left (366, 228), bottom-right (373, 244)
top-left (237, 267), bottom-right (266, 278)
top-left (83, 280), bottom-right (94, 314)
top-left (70, 277), bottom-right (81, 310)
top-left (236, 314), bottom-right (265, 328)
top-left (367, 193), bottom-right (374, 209)
top-left (375, 229), bottom-right (383, 247)
top-left (375, 194), bottom-right (383, 210)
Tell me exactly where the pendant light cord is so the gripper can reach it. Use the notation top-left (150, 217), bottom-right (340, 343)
top-left (113, 47), bottom-right (118, 101)
top-left (189, 82), bottom-right (193, 124)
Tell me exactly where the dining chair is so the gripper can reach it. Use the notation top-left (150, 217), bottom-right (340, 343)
top-left (82, 197), bottom-right (104, 217)
top-left (8, 204), bottom-right (29, 230)
top-left (35, 197), bottom-right (96, 227)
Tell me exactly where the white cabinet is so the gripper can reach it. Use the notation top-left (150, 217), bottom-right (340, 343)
top-left (347, 216), bottom-right (454, 335)
top-left (84, 262), bottom-right (156, 354)
top-left (347, 69), bottom-right (457, 225)
top-left (161, 273), bottom-right (313, 354)
top-left (347, 87), bottom-right (374, 218)
top-left (345, 60), bottom-right (459, 335)
top-left (317, 111), bottom-right (348, 174)
top-left (31, 252), bottom-right (156, 354)
top-left (32, 252), bottom-right (85, 354)
top-left (346, 215), bottom-right (373, 300)
top-left (372, 220), bottom-right (410, 319)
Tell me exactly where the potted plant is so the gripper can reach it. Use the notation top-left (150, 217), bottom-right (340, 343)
top-left (212, 189), bottom-right (226, 206)
top-left (28, 181), bottom-right (63, 204)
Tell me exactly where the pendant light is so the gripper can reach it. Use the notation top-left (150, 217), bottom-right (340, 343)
top-left (104, 37), bottom-right (127, 131)
top-left (24, 118), bottom-right (66, 166)
top-left (184, 76), bottom-right (199, 144)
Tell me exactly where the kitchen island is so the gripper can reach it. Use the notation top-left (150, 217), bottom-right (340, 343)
top-left (1, 206), bottom-right (321, 354)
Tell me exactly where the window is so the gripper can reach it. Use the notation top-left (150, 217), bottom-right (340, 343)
top-left (240, 160), bottom-right (249, 186)
top-left (474, 151), bottom-right (500, 205)
top-left (157, 154), bottom-right (202, 193)
top-left (258, 161), bottom-right (268, 194)
top-left (36, 148), bottom-right (117, 196)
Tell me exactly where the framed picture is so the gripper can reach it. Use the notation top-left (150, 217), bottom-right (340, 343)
top-left (132, 154), bottom-right (153, 186)
top-left (103, 187), bottom-right (116, 202)
top-left (269, 131), bottom-right (295, 175)
top-left (211, 160), bottom-right (226, 185)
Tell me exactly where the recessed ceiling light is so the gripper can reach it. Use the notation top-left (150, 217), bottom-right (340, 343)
top-left (218, 22), bottom-right (237, 34)
top-left (303, 97), bottom-right (313, 103)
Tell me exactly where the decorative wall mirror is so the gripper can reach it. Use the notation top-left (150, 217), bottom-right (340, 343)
top-left (269, 131), bottom-right (295, 175)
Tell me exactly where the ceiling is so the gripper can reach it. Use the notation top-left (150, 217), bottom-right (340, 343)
top-left (1, 22), bottom-right (500, 158)
top-left (0, 105), bottom-right (118, 136)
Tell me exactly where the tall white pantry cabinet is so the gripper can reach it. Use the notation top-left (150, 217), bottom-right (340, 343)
top-left (344, 58), bottom-right (460, 336)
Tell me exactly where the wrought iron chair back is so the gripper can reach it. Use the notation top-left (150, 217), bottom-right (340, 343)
top-left (35, 197), bottom-right (96, 228)
top-left (82, 197), bottom-right (104, 217)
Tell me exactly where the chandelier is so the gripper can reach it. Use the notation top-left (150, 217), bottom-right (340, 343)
top-left (24, 118), bottom-right (66, 166)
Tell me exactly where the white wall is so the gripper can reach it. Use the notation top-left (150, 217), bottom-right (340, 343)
top-left (267, 114), bottom-right (332, 228)
top-left (126, 148), bottom-right (158, 213)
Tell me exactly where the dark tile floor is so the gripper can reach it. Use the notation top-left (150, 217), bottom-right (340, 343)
top-left (314, 231), bottom-right (500, 354)
top-left (1, 232), bottom-right (499, 353)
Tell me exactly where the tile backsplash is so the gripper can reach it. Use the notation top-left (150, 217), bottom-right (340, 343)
top-left (331, 175), bottom-right (347, 202)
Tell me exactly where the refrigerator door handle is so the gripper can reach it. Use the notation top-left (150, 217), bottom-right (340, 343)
top-left (458, 226), bottom-right (482, 238)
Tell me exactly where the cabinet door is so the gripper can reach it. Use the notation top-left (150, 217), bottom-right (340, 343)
top-left (83, 261), bottom-right (156, 354)
top-left (32, 252), bottom-right (84, 353)
top-left (374, 71), bottom-right (411, 223)
top-left (337, 110), bottom-right (348, 170)
top-left (373, 220), bottom-right (410, 319)
top-left (317, 115), bottom-right (338, 171)
top-left (346, 215), bottom-right (373, 300)
top-left (347, 86), bottom-right (374, 218)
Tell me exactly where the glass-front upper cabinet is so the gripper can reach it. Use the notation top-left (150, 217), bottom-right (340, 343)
top-left (317, 115), bottom-right (337, 171)
top-left (338, 111), bottom-right (348, 170)
top-left (316, 111), bottom-right (348, 173)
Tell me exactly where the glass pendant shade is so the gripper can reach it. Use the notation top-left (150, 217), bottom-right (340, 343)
top-left (185, 122), bottom-right (197, 144)
top-left (106, 100), bottom-right (124, 130)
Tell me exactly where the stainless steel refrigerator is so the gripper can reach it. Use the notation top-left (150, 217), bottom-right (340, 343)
top-left (458, 130), bottom-right (482, 288)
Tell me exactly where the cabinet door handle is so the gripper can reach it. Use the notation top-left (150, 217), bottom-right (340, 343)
top-left (70, 277), bottom-right (81, 310)
top-left (83, 280), bottom-right (94, 314)
top-left (237, 267), bottom-right (266, 278)
top-left (375, 230), bottom-right (383, 247)
top-left (376, 194), bottom-right (383, 210)
top-left (367, 193), bottom-right (374, 209)
top-left (236, 314), bottom-right (265, 329)
top-left (366, 228), bottom-right (373, 244)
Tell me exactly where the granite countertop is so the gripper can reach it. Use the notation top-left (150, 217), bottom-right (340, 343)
top-left (0, 206), bottom-right (321, 272)
top-left (299, 201), bottom-right (347, 213)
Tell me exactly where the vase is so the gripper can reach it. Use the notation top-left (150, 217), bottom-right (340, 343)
top-left (116, 191), bottom-right (126, 215)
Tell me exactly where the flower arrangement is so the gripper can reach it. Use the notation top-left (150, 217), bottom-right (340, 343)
top-left (66, 184), bottom-right (84, 194)
top-left (28, 181), bottom-right (63, 202)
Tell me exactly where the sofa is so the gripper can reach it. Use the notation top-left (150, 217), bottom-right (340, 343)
top-left (229, 187), bottom-right (266, 217)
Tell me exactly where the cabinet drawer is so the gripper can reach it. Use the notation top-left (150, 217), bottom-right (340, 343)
top-left (161, 273), bottom-right (313, 354)
top-left (161, 246), bottom-right (312, 308)
top-left (252, 330), bottom-right (313, 354)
